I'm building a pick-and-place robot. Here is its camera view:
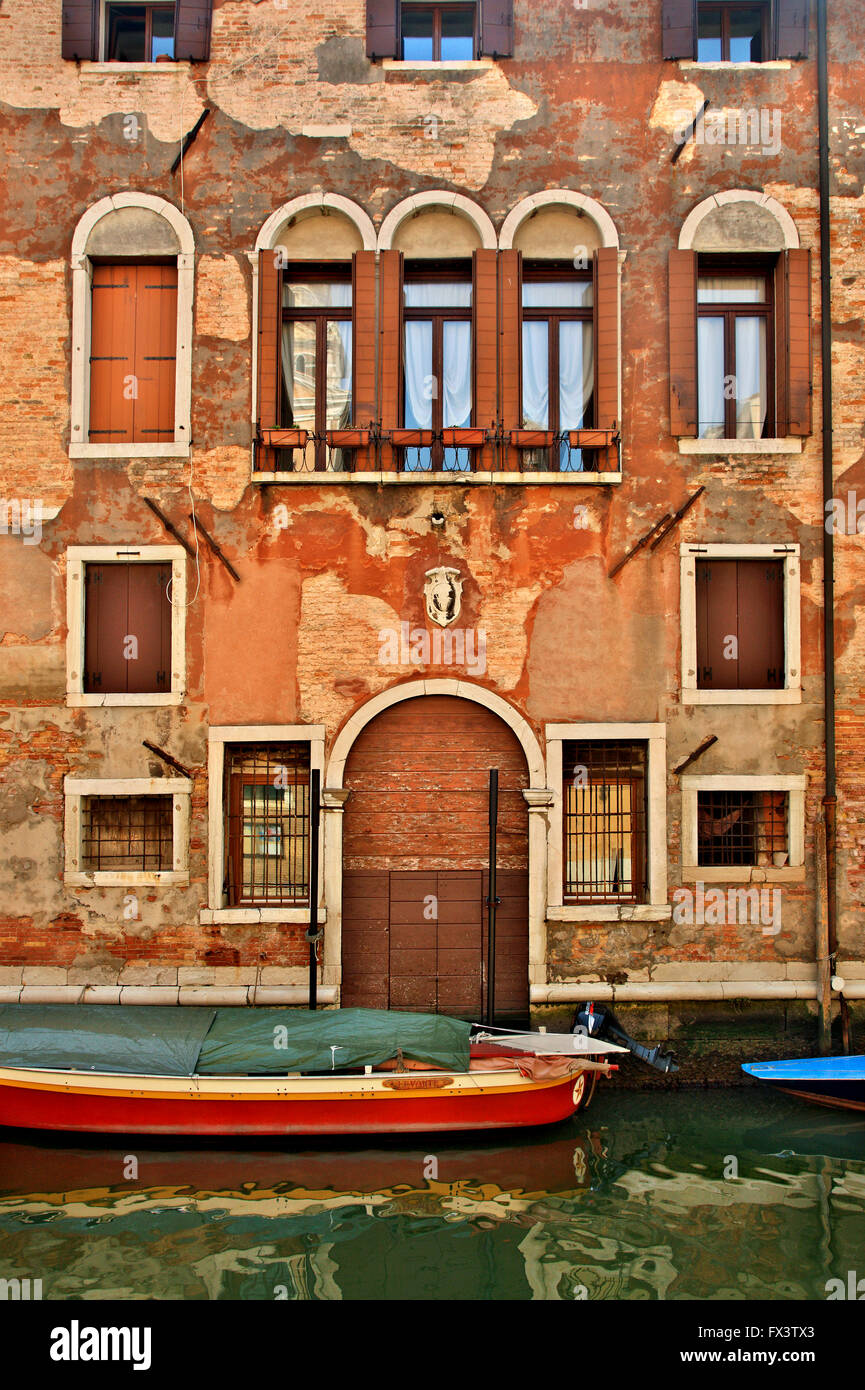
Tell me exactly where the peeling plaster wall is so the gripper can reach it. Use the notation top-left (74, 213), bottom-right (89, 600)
top-left (0, 0), bottom-right (862, 996)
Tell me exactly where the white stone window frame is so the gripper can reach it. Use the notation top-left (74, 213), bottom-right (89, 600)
top-left (70, 192), bottom-right (194, 460)
top-left (545, 723), bottom-right (670, 923)
top-left (680, 773), bottom-right (807, 884)
top-left (66, 545), bottom-right (186, 708)
top-left (204, 726), bottom-right (326, 925)
top-left (680, 542), bottom-right (801, 705)
top-left (64, 776), bottom-right (191, 887)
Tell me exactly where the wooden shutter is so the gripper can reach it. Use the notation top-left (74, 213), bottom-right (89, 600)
top-left (498, 249), bottom-right (521, 469)
top-left (366, 0), bottom-right (399, 59)
top-left (696, 560), bottom-right (739, 689)
top-left (662, 0), bottom-right (696, 60)
top-left (353, 252), bottom-right (377, 428)
top-left (378, 250), bottom-right (404, 469)
top-left (784, 248), bottom-right (812, 436)
top-left (668, 249), bottom-right (698, 437)
top-left (84, 563), bottom-right (171, 694)
top-left (62, 0), bottom-right (97, 61)
top-left (256, 248), bottom-right (281, 470)
top-left (593, 247), bottom-right (619, 431)
top-left (89, 264), bottom-right (136, 443)
top-left (473, 249), bottom-right (497, 468)
top-left (480, 1), bottom-right (514, 58)
top-left (134, 264), bottom-right (177, 443)
top-left (774, 0), bottom-right (810, 59)
top-left (737, 560), bottom-right (785, 689)
top-left (175, 0), bottom-right (213, 62)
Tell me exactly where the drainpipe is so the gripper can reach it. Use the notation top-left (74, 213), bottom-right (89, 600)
top-left (816, 0), bottom-right (845, 1052)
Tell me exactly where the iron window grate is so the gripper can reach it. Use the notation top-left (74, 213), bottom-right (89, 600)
top-left (563, 741), bottom-right (648, 903)
top-left (81, 795), bottom-right (173, 872)
top-left (226, 744), bottom-right (310, 905)
top-left (697, 790), bottom-right (789, 867)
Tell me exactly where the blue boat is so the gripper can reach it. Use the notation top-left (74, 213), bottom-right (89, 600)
top-left (742, 1056), bottom-right (865, 1113)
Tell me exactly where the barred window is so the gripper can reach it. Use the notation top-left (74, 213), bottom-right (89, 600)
top-left (697, 790), bottom-right (789, 867)
top-left (226, 744), bottom-right (310, 905)
top-left (81, 795), bottom-right (173, 872)
top-left (563, 742), bottom-right (648, 902)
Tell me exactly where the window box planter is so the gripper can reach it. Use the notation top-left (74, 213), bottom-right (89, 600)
top-left (326, 429), bottom-right (370, 448)
top-left (568, 429), bottom-right (617, 449)
top-left (441, 428), bottom-right (486, 448)
top-left (259, 429), bottom-right (308, 448)
top-left (390, 430), bottom-right (434, 447)
top-left (510, 430), bottom-right (554, 448)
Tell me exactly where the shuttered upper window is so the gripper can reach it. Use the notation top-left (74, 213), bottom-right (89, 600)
top-left (522, 263), bottom-right (594, 471)
top-left (89, 263), bottom-right (177, 445)
top-left (83, 561), bottom-right (172, 694)
top-left (663, 0), bottom-right (809, 60)
top-left (62, 0), bottom-right (213, 62)
top-left (697, 263), bottom-right (772, 439)
top-left (366, 0), bottom-right (513, 60)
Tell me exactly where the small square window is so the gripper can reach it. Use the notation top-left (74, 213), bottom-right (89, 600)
top-left (105, 3), bottom-right (176, 62)
top-left (697, 789), bottom-right (789, 868)
top-left (401, 4), bottom-right (477, 62)
top-left (82, 795), bottom-right (173, 872)
top-left (697, 3), bottom-right (768, 63)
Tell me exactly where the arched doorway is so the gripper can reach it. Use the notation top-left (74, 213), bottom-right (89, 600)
top-left (340, 695), bottom-right (530, 1023)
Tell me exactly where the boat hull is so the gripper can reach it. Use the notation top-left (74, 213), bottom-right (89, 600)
top-left (0, 1065), bottom-right (593, 1137)
top-left (742, 1058), bottom-right (865, 1114)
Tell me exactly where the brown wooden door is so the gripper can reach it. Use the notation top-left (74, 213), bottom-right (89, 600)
top-left (341, 695), bottom-right (529, 1021)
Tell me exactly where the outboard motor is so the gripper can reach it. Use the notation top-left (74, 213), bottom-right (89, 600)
top-left (573, 1002), bottom-right (678, 1075)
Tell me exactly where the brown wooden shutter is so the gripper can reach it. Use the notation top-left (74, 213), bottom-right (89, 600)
top-left (378, 249), bottom-right (404, 470)
top-left (366, 0), bottom-right (399, 59)
top-left (737, 560), bottom-right (785, 689)
top-left (696, 560), bottom-right (739, 689)
top-left (593, 247), bottom-right (619, 431)
top-left (89, 264), bottom-right (136, 443)
top-left (480, 1), bottom-right (514, 58)
top-left (85, 564), bottom-right (172, 694)
top-left (669, 249), bottom-right (698, 437)
top-left (774, 0), bottom-right (810, 59)
top-left (175, 0), bottom-right (213, 62)
top-left (62, 0), bottom-right (97, 61)
top-left (256, 248), bottom-right (281, 470)
top-left (784, 248), bottom-right (812, 436)
top-left (134, 264), bottom-right (177, 443)
top-left (498, 248), bottom-right (521, 470)
top-left (352, 251), bottom-right (377, 428)
top-left (662, 0), bottom-right (696, 59)
top-left (473, 249), bottom-right (497, 468)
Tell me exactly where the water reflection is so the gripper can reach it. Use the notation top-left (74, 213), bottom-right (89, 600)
top-left (0, 1090), bottom-right (862, 1300)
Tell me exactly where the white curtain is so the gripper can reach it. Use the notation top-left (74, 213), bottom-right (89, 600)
top-left (443, 320), bottom-right (471, 427)
top-left (697, 315), bottom-right (725, 438)
top-left (559, 320), bottom-right (594, 428)
top-left (404, 320), bottom-right (433, 429)
top-left (735, 316), bottom-right (767, 438)
top-left (521, 321), bottom-right (549, 427)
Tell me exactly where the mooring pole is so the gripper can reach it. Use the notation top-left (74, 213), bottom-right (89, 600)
top-left (306, 767), bottom-right (321, 1011)
top-left (486, 769), bottom-right (499, 1026)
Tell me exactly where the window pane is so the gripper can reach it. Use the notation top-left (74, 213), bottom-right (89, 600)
top-left (404, 319), bottom-right (433, 431)
top-left (521, 321), bottom-right (549, 428)
top-left (150, 8), bottom-right (175, 61)
top-left (698, 275), bottom-right (766, 304)
top-left (441, 9), bottom-right (475, 60)
top-left (442, 320), bottom-right (471, 428)
top-left (107, 5), bottom-right (147, 61)
top-left (522, 281), bottom-right (593, 309)
top-left (404, 281), bottom-right (472, 308)
top-left (326, 321), bottom-right (352, 429)
top-left (281, 321), bottom-right (316, 430)
top-left (283, 282), bottom-right (352, 310)
top-left (698, 316), bottom-right (726, 438)
top-left (559, 321), bottom-right (593, 430)
top-left (730, 7), bottom-right (763, 62)
top-left (697, 8), bottom-right (722, 61)
top-left (402, 8), bottom-right (434, 60)
top-left (735, 316), bottom-right (767, 438)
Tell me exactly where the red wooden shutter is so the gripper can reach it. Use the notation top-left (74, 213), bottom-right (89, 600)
top-left (498, 248), bottom-right (521, 469)
top-left (134, 264), bottom-right (177, 443)
top-left (257, 248), bottom-right (281, 470)
top-left (668, 249), bottom-right (698, 437)
top-left (378, 250), bottom-right (404, 469)
top-left (62, 0), bottom-right (97, 61)
top-left (593, 247), bottom-right (619, 431)
top-left (480, 1), bottom-right (514, 58)
top-left (784, 248), bottom-right (812, 436)
top-left (774, 0), bottom-right (810, 59)
top-left (85, 564), bottom-right (172, 694)
top-left (737, 560), bottom-right (785, 689)
top-left (696, 560), bottom-right (739, 689)
top-left (662, 0), bottom-right (696, 59)
top-left (366, 0), bottom-right (399, 59)
top-left (89, 265), bottom-right (136, 443)
top-left (353, 251), bottom-right (377, 428)
top-left (175, 0), bottom-right (213, 62)
top-left (473, 249), bottom-right (497, 468)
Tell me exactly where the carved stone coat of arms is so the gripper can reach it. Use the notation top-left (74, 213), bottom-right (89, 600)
top-left (424, 567), bottom-right (463, 628)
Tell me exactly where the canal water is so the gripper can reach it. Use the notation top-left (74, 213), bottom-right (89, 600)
top-left (0, 1088), bottom-right (862, 1301)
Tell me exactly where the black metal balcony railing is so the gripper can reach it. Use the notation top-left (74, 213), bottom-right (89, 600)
top-left (253, 427), bottom-right (621, 475)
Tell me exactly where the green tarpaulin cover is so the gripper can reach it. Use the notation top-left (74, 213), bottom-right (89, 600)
top-left (0, 1005), bottom-right (216, 1077)
top-left (0, 1005), bottom-right (472, 1077)
top-left (198, 1008), bottom-right (472, 1075)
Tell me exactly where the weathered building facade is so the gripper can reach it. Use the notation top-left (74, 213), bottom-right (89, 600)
top-left (0, 0), bottom-right (862, 1047)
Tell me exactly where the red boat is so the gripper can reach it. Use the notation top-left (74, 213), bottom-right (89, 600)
top-left (0, 1005), bottom-right (621, 1138)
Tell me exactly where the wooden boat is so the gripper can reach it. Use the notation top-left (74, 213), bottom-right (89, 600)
top-left (0, 1004), bottom-right (624, 1138)
top-left (741, 1056), bottom-right (865, 1114)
